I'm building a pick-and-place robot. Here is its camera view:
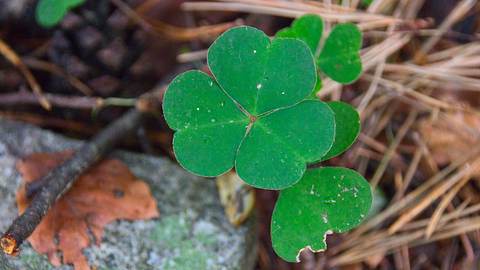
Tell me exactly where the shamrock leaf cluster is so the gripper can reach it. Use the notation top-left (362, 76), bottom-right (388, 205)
top-left (163, 15), bottom-right (372, 263)
top-left (36, 0), bottom-right (85, 28)
top-left (164, 26), bottom-right (335, 190)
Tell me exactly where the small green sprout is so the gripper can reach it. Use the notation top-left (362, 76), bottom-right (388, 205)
top-left (163, 15), bottom-right (372, 262)
top-left (362, 0), bottom-right (374, 6)
top-left (36, 0), bottom-right (86, 28)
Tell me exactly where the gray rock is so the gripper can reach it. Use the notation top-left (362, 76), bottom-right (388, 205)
top-left (0, 119), bottom-right (257, 270)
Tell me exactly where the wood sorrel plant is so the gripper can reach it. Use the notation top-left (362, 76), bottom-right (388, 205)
top-left (36, 0), bottom-right (85, 28)
top-left (163, 14), bottom-right (372, 262)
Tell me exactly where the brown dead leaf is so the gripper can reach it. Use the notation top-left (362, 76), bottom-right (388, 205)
top-left (16, 151), bottom-right (159, 270)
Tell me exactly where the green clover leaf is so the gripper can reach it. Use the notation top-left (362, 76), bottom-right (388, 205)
top-left (163, 26), bottom-right (336, 190)
top-left (276, 15), bottom-right (363, 85)
top-left (208, 26), bottom-right (318, 115)
top-left (36, 0), bottom-right (67, 28)
top-left (36, 0), bottom-right (86, 28)
top-left (318, 23), bottom-right (362, 84)
top-left (322, 101), bottom-right (360, 160)
top-left (64, 0), bottom-right (85, 9)
top-left (271, 167), bottom-right (372, 262)
top-left (235, 100), bottom-right (335, 189)
top-left (276, 14), bottom-right (323, 54)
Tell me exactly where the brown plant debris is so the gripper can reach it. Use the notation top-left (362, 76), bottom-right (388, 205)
top-left (216, 170), bottom-right (255, 226)
top-left (418, 107), bottom-right (480, 172)
top-left (0, 38), bottom-right (51, 110)
top-left (15, 151), bottom-right (159, 270)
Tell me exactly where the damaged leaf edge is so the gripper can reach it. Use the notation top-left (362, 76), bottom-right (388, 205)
top-left (294, 229), bottom-right (333, 263)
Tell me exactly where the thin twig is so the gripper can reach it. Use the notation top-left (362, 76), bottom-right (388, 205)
top-left (357, 0), bottom-right (408, 114)
top-left (182, 0), bottom-right (400, 25)
top-left (0, 39), bottom-right (51, 110)
top-left (0, 90), bottom-right (102, 109)
top-left (370, 110), bottom-right (417, 188)
top-left (0, 90), bottom-right (137, 110)
top-left (388, 160), bottom-right (480, 234)
top-left (425, 175), bottom-right (472, 238)
top-left (23, 58), bottom-right (93, 96)
top-left (415, 0), bottom-right (477, 60)
top-left (111, 0), bottom-right (238, 41)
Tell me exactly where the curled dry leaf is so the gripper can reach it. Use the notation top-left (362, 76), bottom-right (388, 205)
top-left (216, 170), bottom-right (255, 226)
top-left (418, 109), bottom-right (480, 176)
top-left (15, 151), bottom-right (159, 270)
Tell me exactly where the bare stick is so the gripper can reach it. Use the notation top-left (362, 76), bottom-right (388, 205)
top-left (0, 90), bottom-right (136, 110)
top-left (0, 90), bottom-right (102, 109)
